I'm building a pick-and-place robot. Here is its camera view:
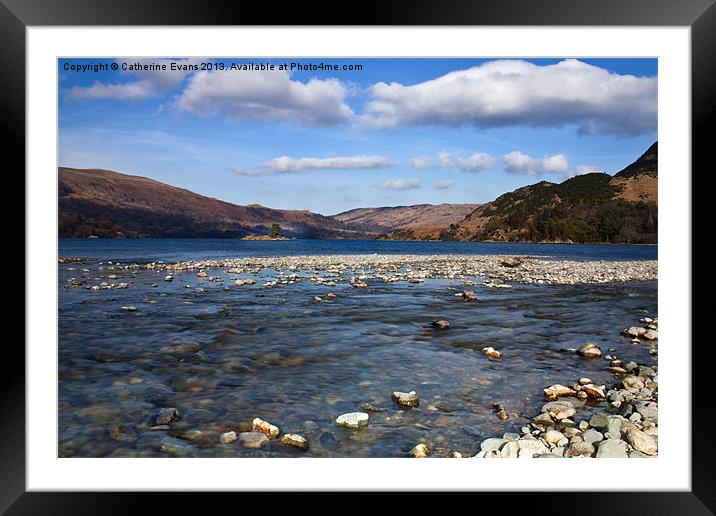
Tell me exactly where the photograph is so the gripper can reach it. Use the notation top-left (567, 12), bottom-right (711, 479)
top-left (56, 56), bottom-right (659, 459)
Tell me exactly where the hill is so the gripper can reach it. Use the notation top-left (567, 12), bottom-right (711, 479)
top-left (331, 203), bottom-right (480, 238)
top-left (381, 142), bottom-right (658, 244)
top-left (58, 167), bottom-right (373, 239)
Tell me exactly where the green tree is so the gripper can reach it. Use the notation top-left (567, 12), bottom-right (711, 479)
top-left (268, 224), bottom-right (282, 238)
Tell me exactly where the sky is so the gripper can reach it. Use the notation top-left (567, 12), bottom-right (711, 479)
top-left (58, 57), bottom-right (657, 215)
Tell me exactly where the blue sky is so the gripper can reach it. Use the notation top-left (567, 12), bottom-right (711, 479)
top-left (58, 57), bottom-right (657, 215)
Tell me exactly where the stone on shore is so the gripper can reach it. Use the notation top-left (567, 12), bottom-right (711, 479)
top-left (576, 343), bottom-right (602, 358)
top-left (581, 384), bottom-right (606, 399)
top-left (565, 441), bottom-right (595, 458)
top-left (543, 384), bottom-right (576, 399)
top-left (480, 438), bottom-right (507, 453)
top-left (596, 439), bottom-right (628, 458)
top-left (280, 433), bottom-right (309, 450)
top-left (643, 329), bottom-right (658, 341)
top-left (336, 412), bottom-right (369, 429)
top-left (626, 428), bottom-right (658, 455)
top-left (392, 391), bottom-right (419, 408)
top-left (544, 429), bottom-right (566, 446)
top-left (239, 432), bottom-right (269, 449)
top-left (541, 400), bottom-right (576, 420)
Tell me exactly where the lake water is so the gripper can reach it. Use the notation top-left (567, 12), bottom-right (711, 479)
top-left (58, 239), bottom-right (658, 458)
top-left (59, 238), bottom-right (657, 263)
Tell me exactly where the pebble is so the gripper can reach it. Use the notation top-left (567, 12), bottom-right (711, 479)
top-left (544, 429), bottom-right (566, 446)
top-left (565, 441), bottom-right (595, 458)
top-left (336, 412), bottom-right (369, 429)
top-left (543, 384), bottom-right (576, 399)
top-left (411, 443), bottom-right (430, 457)
top-left (280, 434), bottom-right (309, 450)
top-left (120, 306), bottom-right (137, 312)
top-left (576, 343), bottom-right (602, 358)
top-left (482, 347), bottom-right (503, 359)
top-left (541, 400), bottom-right (576, 420)
top-left (626, 428), bottom-right (657, 455)
top-left (589, 413), bottom-right (609, 430)
top-left (595, 439), bottom-right (628, 458)
top-left (252, 418), bottom-right (280, 439)
top-left (392, 391), bottom-right (419, 408)
top-left (582, 429), bottom-right (604, 444)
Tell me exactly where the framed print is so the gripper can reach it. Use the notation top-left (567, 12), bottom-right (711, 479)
top-left (4, 0), bottom-right (715, 512)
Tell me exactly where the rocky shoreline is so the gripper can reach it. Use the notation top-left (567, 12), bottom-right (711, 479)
top-left (69, 254), bottom-right (657, 286)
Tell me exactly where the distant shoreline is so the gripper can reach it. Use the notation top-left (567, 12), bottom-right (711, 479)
top-left (63, 236), bottom-right (657, 246)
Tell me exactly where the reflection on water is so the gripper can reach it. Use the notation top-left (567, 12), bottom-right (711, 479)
top-left (59, 263), bottom-right (657, 457)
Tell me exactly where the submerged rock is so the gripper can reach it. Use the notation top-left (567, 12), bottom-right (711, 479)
top-left (155, 407), bottom-right (180, 425)
top-left (239, 432), bottom-right (269, 449)
top-left (219, 431), bottom-right (237, 444)
top-left (431, 320), bottom-right (450, 330)
top-left (160, 436), bottom-right (195, 457)
top-left (109, 425), bottom-right (138, 443)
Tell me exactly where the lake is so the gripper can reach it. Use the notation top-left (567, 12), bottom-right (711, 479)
top-left (58, 239), bottom-right (658, 458)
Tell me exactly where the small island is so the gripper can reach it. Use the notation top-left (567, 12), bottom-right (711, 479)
top-left (241, 224), bottom-right (294, 240)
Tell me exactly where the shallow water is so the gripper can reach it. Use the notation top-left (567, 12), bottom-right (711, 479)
top-left (58, 260), bottom-right (657, 458)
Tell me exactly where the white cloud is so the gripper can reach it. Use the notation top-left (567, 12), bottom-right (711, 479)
top-left (410, 157), bottom-right (436, 169)
top-left (434, 180), bottom-right (454, 189)
top-left (411, 151), bottom-right (493, 172)
top-left (264, 155), bottom-right (394, 173)
top-left (378, 178), bottom-right (421, 190)
top-left (568, 164), bottom-right (604, 178)
top-left (362, 59), bottom-right (657, 135)
top-left (66, 58), bottom-right (202, 101)
top-left (503, 151), bottom-right (569, 176)
top-left (174, 70), bottom-right (353, 125)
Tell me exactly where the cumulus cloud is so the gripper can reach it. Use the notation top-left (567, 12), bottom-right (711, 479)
top-left (503, 151), bottom-right (569, 176)
top-left (378, 178), bottom-right (421, 190)
top-left (174, 70), bottom-right (353, 125)
top-left (362, 59), bottom-right (657, 135)
top-left (434, 180), bottom-right (454, 189)
top-left (234, 155), bottom-right (395, 176)
top-left (66, 58), bottom-right (202, 101)
top-left (411, 151), bottom-right (493, 172)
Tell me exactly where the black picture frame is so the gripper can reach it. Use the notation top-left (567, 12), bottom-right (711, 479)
top-left (4, 0), bottom-right (714, 513)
